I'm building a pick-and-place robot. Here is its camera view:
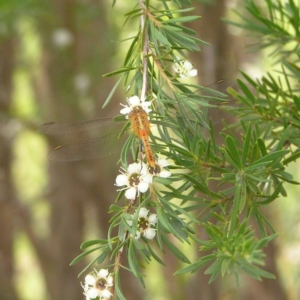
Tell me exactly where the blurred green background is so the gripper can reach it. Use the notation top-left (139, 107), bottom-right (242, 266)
top-left (0, 0), bottom-right (299, 299)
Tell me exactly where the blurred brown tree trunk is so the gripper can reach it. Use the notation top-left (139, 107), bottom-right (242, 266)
top-left (30, 0), bottom-right (144, 299)
top-left (0, 31), bottom-right (20, 300)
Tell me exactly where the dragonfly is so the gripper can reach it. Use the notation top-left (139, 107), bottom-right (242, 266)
top-left (39, 104), bottom-right (157, 167)
top-left (39, 83), bottom-right (231, 165)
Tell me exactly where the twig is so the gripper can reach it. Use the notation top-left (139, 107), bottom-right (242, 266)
top-left (140, 0), bottom-right (149, 101)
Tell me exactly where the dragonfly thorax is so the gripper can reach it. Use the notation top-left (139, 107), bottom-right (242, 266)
top-left (128, 106), bottom-right (151, 138)
top-left (128, 106), bottom-right (155, 168)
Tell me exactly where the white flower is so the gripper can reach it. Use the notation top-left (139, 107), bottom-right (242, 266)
top-left (120, 95), bottom-right (152, 117)
top-left (83, 269), bottom-right (113, 300)
top-left (129, 207), bottom-right (158, 240)
top-left (52, 28), bottom-right (73, 48)
top-left (149, 157), bottom-right (171, 178)
top-left (115, 162), bottom-right (152, 199)
top-left (173, 59), bottom-right (198, 78)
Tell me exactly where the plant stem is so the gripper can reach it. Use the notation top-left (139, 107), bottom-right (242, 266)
top-left (140, 0), bottom-right (149, 101)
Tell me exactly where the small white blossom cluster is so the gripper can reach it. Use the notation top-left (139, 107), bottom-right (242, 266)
top-left (120, 95), bottom-right (152, 117)
top-left (173, 59), bottom-right (197, 78)
top-left (115, 158), bottom-right (171, 200)
top-left (128, 207), bottom-right (158, 240)
top-left (83, 269), bottom-right (113, 300)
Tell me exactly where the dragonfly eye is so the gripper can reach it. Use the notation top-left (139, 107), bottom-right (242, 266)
top-left (148, 164), bottom-right (161, 175)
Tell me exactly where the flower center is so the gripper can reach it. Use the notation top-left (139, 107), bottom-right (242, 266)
top-left (138, 217), bottom-right (149, 231)
top-left (128, 173), bottom-right (140, 187)
top-left (177, 63), bottom-right (187, 76)
top-left (95, 278), bottom-right (107, 291)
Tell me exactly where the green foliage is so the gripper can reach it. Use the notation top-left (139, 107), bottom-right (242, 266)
top-left (175, 220), bottom-right (277, 284)
top-left (73, 0), bottom-right (300, 298)
top-left (226, 0), bottom-right (300, 60)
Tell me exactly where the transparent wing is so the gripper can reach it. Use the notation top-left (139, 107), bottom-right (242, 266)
top-left (49, 132), bottom-right (128, 161)
top-left (39, 81), bottom-right (234, 161)
top-left (38, 118), bottom-right (113, 135)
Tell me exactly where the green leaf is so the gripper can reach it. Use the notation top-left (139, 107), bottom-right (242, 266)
top-left (205, 259), bottom-right (222, 283)
top-left (156, 205), bottom-right (172, 233)
top-left (147, 244), bottom-right (166, 266)
top-left (283, 150), bottom-right (300, 164)
top-left (80, 239), bottom-right (108, 250)
top-left (240, 264), bottom-right (262, 281)
top-left (161, 234), bottom-right (191, 264)
top-left (225, 136), bottom-right (242, 170)
top-left (245, 161), bottom-right (273, 172)
top-left (150, 23), bottom-right (169, 45)
top-left (120, 132), bottom-right (135, 167)
top-left (245, 172), bottom-right (271, 182)
top-left (229, 185), bottom-right (242, 236)
top-left (250, 150), bottom-right (289, 167)
top-left (70, 246), bottom-right (101, 265)
top-left (162, 16), bottom-right (200, 24)
top-left (183, 173), bottom-right (210, 192)
top-left (237, 79), bottom-right (256, 104)
top-left (174, 254), bottom-right (215, 275)
top-left (115, 271), bottom-right (127, 300)
top-left (128, 240), bottom-right (145, 287)
top-left (102, 76), bottom-right (123, 108)
top-left (97, 248), bottom-right (109, 265)
top-left (293, 95), bottom-right (300, 110)
top-left (257, 139), bottom-right (267, 156)
top-left (76, 254), bottom-right (103, 278)
top-left (258, 183), bottom-right (282, 205)
top-left (163, 29), bottom-right (200, 51)
top-left (221, 172), bottom-right (237, 181)
top-left (161, 25), bottom-right (183, 32)
top-left (239, 180), bottom-right (247, 213)
top-left (240, 264), bottom-right (275, 280)
top-left (242, 123), bottom-right (252, 166)
top-left (102, 66), bottom-right (137, 77)
top-left (256, 233), bottom-right (278, 248)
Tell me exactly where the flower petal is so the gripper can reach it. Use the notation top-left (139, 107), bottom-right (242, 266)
top-left (159, 170), bottom-right (171, 178)
top-left (188, 69), bottom-right (198, 77)
top-left (120, 106), bottom-right (131, 115)
top-left (144, 228), bottom-right (156, 240)
top-left (173, 63), bottom-right (180, 73)
top-left (139, 207), bottom-right (149, 218)
top-left (183, 60), bottom-right (193, 70)
top-left (148, 213), bottom-right (158, 224)
top-left (127, 162), bottom-right (140, 174)
top-left (98, 269), bottom-right (109, 278)
top-left (157, 158), bottom-right (169, 167)
top-left (125, 187), bottom-right (137, 199)
top-left (86, 287), bottom-right (99, 298)
top-left (101, 289), bottom-right (112, 299)
top-left (107, 275), bottom-right (114, 286)
top-left (142, 173), bottom-right (153, 184)
top-left (128, 95), bottom-right (140, 106)
top-left (85, 274), bottom-right (96, 285)
top-left (138, 181), bottom-right (149, 193)
top-left (115, 174), bottom-right (128, 186)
